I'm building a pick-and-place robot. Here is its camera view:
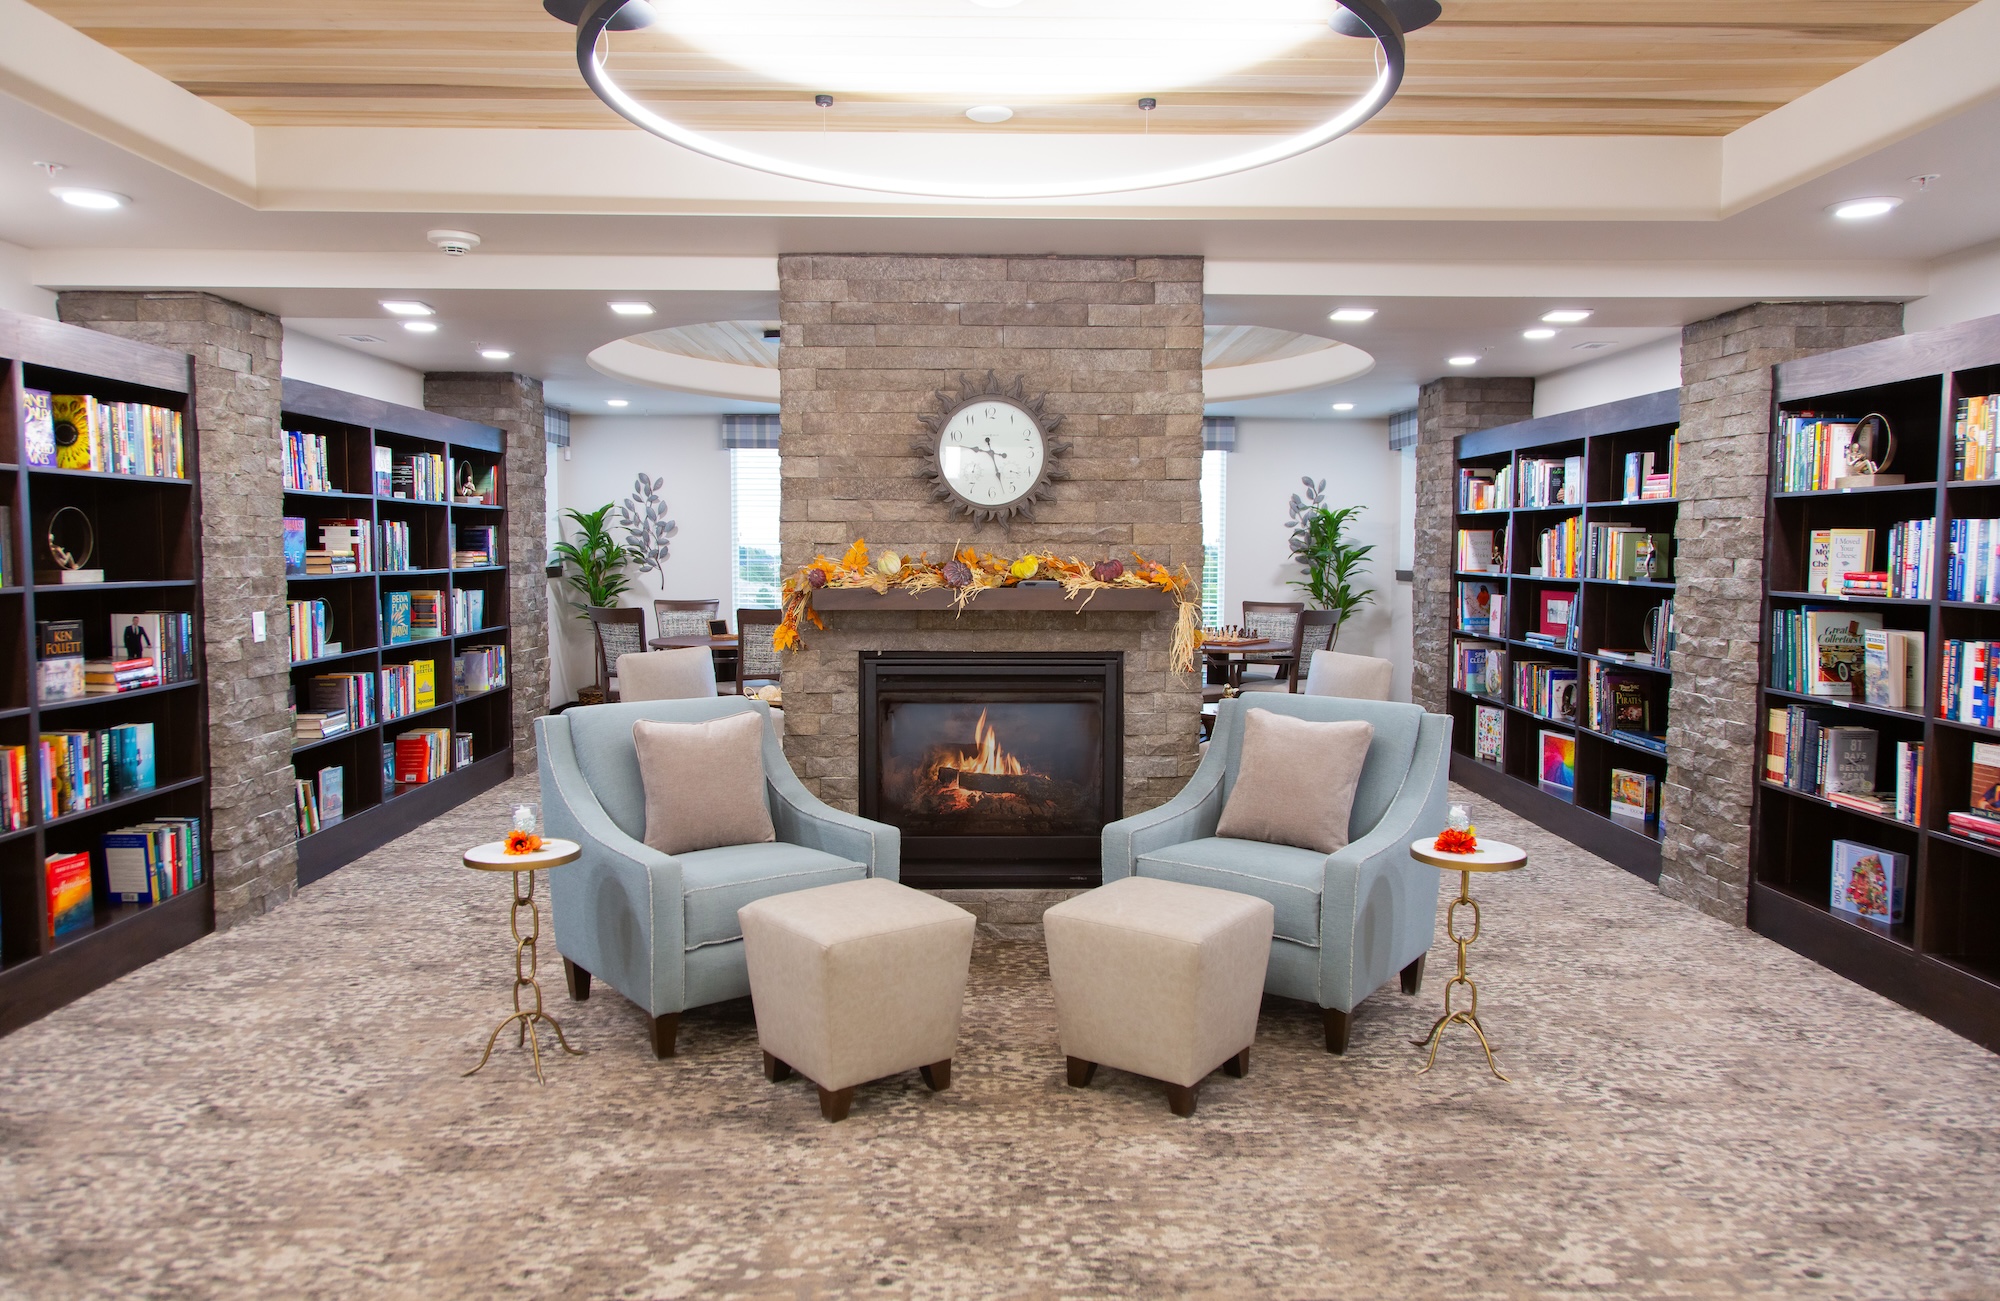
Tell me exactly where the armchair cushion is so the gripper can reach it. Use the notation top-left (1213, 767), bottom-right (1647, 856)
top-left (1215, 708), bottom-right (1373, 853)
top-left (681, 842), bottom-right (868, 951)
top-left (634, 712), bottom-right (776, 854)
top-left (1136, 837), bottom-right (1326, 947)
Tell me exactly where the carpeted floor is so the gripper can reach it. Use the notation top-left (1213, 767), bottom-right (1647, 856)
top-left (2, 776), bottom-right (1997, 1300)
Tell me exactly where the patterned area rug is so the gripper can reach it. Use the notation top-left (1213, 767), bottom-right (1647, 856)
top-left (1, 776), bottom-right (1997, 1300)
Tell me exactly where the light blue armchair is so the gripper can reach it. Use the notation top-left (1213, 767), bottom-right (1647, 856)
top-left (538, 697), bottom-right (899, 1057)
top-left (1102, 694), bottom-right (1451, 1054)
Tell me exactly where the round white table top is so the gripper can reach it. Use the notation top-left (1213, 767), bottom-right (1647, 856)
top-left (462, 838), bottom-right (582, 873)
top-left (1409, 838), bottom-right (1527, 873)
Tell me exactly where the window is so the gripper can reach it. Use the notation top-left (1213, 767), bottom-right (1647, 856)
top-left (1201, 447), bottom-right (1226, 626)
top-left (730, 447), bottom-right (782, 613)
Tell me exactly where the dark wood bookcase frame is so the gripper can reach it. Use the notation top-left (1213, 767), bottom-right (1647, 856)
top-left (280, 379), bottom-right (514, 885)
top-left (1446, 388), bottom-right (1681, 881)
top-left (0, 309), bottom-right (212, 1037)
top-left (1753, 313), bottom-right (2000, 1052)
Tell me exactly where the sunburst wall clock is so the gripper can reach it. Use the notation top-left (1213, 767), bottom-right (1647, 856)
top-left (912, 372), bottom-right (1071, 528)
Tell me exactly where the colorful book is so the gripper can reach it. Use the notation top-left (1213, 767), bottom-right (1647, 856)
top-left (1538, 591), bottom-right (1575, 641)
top-left (1474, 705), bottom-right (1503, 764)
top-left (383, 591), bottom-right (412, 645)
top-left (1830, 839), bottom-right (1907, 924)
top-left (318, 766), bottom-right (345, 827)
top-left (21, 387), bottom-right (55, 467)
top-left (1609, 768), bottom-right (1657, 833)
top-left (36, 619), bottom-right (86, 703)
top-left (1539, 729), bottom-right (1576, 800)
top-left (283, 516), bottom-right (307, 576)
top-left (1457, 581), bottom-right (1498, 635)
top-left (1807, 610), bottom-right (1883, 698)
top-left (45, 850), bottom-right (93, 937)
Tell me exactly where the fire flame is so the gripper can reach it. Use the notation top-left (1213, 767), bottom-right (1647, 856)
top-left (950, 710), bottom-right (1024, 777)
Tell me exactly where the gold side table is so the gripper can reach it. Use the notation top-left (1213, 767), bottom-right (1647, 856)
top-left (463, 838), bottom-right (584, 1084)
top-left (1408, 837), bottom-right (1527, 1082)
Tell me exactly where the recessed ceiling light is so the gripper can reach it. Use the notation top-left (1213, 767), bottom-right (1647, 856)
top-left (1522, 328), bottom-right (1557, 340)
top-left (1332, 402), bottom-right (1356, 411)
top-left (341, 334), bottom-right (385, 344)
top-left (1329, 308), bottom-right (1375, 323)
top-left (403, 320), bottom-right (439, 334)
top-left (609, 301), bottom-right (655, 317)
top-left (1572, 341), bottom-right (1611, 351)
top-left (479, 348), bottom-right (513, 361)
top-left (1830, 197), bottom-right (1902, 221)
top-left (1541, 309), bottom-right (1592, 324)
top-left (606, 398), bottom-right (630, 408)
top-left (51, 187), bottom-right (127, 210)
top-left (1447, 355), bottom-right (1478, 367)
top-left (381, 300), bottom-right (434, 317)
top-left (965, 106), bottom-right (1014, 124)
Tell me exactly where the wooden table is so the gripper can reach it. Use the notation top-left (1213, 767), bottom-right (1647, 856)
top-left (463, 837), bottom-right (584, 1084)
top-left (649, 633), bottom-right (738, 651)
top-left (1407, 837), bottom-right (1527, 1082)
top-left (1202, 638), bottom-right (1290, 690)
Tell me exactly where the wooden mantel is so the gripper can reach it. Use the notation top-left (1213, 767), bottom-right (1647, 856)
top-left (807, 587), bottom-right (1178, 613)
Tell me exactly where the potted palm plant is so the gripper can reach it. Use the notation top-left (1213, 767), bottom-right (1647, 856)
top-left (1285, 478), bottom-right (1376, 651)
top-left (552, 503), bottom-right (637, 703)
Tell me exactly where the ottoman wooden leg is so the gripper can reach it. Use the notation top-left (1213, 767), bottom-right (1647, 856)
top-left (1222, 1048), bottom-right (1249, 1078)
top-left (1065, 1056), bottom-right (1098, 1088)
top-left (1323, 1007), bottom-right (1352, 1055)
top-left (818, 1085), bottom-right (856, 1122)
top-left (763, 1051), bottom-right (793, 1083)
top-left (563, 958), bottom-right (591, 1002)
top-left (1165, 1083), bottom-right (1199, 1117)
top-left (650, 1013), bottom-right (681, 1059)
top-left (1401, 953), bottom-right (1427, 996)
top-left (919, 1059), bottom-right (952, 1091)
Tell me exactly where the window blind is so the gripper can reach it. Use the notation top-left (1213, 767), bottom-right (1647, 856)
top-left (723, 414), bottom-right (782, 450)
top-left (1201, 447), bottom-right (1226, 627)
top-left (543, 406), bottom-right (570, 448)
top-left (1202, 416), bottom-right (1236, 452)
top-left (730, 447), bottom-right (783, 612)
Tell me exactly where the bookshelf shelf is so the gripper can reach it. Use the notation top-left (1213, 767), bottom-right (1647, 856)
top-left (0, 307), bottom-right (213, 1039)
top-left (1753, 311), bottom-right (2000, 1053)
top-left (280, 378), bottom-right (514, 887)
top-left (1446, 386), bottom-right (1680, 881)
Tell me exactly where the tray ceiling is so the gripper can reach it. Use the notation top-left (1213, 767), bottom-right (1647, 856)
top-left (26, 1), bottom-right (1981, 137)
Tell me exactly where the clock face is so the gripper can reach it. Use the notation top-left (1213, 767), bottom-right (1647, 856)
top-left (936, 399), bottom-right (1046, 508)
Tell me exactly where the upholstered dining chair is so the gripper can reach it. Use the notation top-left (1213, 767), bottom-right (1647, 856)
top-left (736, 607), bottom-right (783, 694)
top-left (616, 647), bottom-right (718, 702)
top-left (1240, 609), bottom-right (1340, 694)
top-left (653, 598), bottom-right (720, 639)
top-left (1305, 649), bottom-right (1394, 701)
top-left (586, 606), bottom-right (648, 702)
top-left (540, 697), bottom-right (899, 1056)
top-left (1101, 694), bottom-right (1451, 1054)
top-left (1238, 600), bottom-right (1304, 687)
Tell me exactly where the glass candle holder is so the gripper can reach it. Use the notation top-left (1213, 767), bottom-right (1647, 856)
top-left (512, 804), bottom-right (538, 837)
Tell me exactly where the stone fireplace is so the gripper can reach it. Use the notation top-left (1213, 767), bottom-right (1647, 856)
top-left (776, 254), bottom-right (1205, 873)
top-left (861, 651), bottom-right (1121, 887)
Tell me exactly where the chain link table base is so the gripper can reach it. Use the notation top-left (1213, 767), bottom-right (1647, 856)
top-left (1412, 870), bottom-right (1509, 1082)
top-left (465, 867), bottom-right (584, 1085)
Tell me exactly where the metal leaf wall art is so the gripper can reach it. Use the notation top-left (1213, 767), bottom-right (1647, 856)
top-left (617, 471), bottom-right (678, 586)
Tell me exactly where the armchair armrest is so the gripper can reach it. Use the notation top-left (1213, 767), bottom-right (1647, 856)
top-left (1100, 750), bottom-right (1226, 882)
top-left (758, 707), bottom-right (901, 880)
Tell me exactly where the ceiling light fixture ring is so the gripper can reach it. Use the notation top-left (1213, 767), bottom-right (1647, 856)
top-left (568, 0), bottom-right (1408, 200)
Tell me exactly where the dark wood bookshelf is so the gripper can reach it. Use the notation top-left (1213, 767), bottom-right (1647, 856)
top-left (1446, 387), bottom-right (1680, 881)
top-left (1753, 311), bottom-right (2000, 1053)
top-left (279, 379), bottom-right (514, 885)
top-left (0, 307), bottom-right (212, 1038)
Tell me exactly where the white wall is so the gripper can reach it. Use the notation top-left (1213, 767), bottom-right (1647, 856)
top-left (0, 240), bottom-right (55, 319)
top-left (1531, 335), bottom-right (1682, 418)
top-left (1222, 418), bottom-right (1413, 700)
top-left (553, 413), bottom-right (733, 697)
top-left (1907, 237), bottom-right (2000, 334)
top-left (280, 330), bottom-right (425, 408)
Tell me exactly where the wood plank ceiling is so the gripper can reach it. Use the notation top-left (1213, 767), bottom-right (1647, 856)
top-left (29, 1), bottom-right (1978, 136)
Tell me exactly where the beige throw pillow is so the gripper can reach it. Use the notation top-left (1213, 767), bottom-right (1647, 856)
top-left (1215, 708), bottom-right (1374, 854)
top-left (632, 711), bottom-right (776, 855)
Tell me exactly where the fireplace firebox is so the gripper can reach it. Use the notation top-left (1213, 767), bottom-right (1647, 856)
top-left (860, 651), bottom-right (1122, 888)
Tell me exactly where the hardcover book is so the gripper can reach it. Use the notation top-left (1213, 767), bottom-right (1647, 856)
top-left (283, 517), bottom-right (307, 576)
top-left (1457, 581), bottom-right (1497, 635)
top-left (21, 388), bottom-right (54, 467)
top-left (1807, 610), bottom-right (1883, 698)
top-left (318, 765), bottom-right (344, 827)
top-left (102, 830), bottom-right (156, 904)
top-left (1830, 839), bottom-right (1907, 923)
top-left (383, 591), bottom-right (413, 645)
top-left (1609, 768), bottom-right (1657, 833)
top-left (1808, 528), bottom-right (1876, 594)
top-left (1538, 729), bottom-right (1576, 800)
top-left (1538, 591), bottom-right (1575, 641)
top-left (36, 619), bottom-right (86, 703)
top-left (1475, 705), bottom-right (1504, 764)
top-left (1822, 726), bottom-right (1879, 796)
top-left (51, 395), bottom-right (96, 471)
top-left (45, 850), bottom-right (93, 937)
top-left (1970, 741), bottom-right (2000, 813)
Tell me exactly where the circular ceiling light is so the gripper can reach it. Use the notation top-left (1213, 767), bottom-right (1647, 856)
top-left (1328, 0), bottom-right (1438, 37)
top-left (564, 0), bottom-right (1410, 199)
top-left (965, 106), bottom-right (1014, 124)
top-left (1447, 354), bottom-right (1477, 367)
top-left (1522, 328), bottom-right (1556, 340)
top-left (52, 187), bottom-right (127, 210)
top-left (1830, 197), bottom-right (1902, 221)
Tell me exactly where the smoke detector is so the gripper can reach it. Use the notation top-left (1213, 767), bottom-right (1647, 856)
top-left (427, 229), bottom-right (482, 256)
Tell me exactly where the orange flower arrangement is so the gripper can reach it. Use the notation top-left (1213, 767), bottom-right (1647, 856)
top-left (1433, 827), bottom-right (1479, 855)
top-left (503, 829), bottom-right (543, 856)
top-left (775, 537), bottom-right (1204, 673)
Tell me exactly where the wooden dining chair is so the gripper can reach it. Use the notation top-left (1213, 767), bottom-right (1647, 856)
top-left (653, 598), bottom-right (720, 639)
top-left (1242, 608), bottom-right (1342, 694)
top-left (1239, 600), bottom-right (1304, 687)
top-left (586, 606), bottom-right (647, 702)
top-left (736, 607), bottom-right (784, 695)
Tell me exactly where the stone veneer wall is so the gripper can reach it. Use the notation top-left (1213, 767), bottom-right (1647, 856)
top-left (424, 372), bottom-right (551, 770)
top-left (1410, 377), bottom-right (1536, 713)
top-left (1659, 302), bottom-right (1903, 923)
top-left (775, 254), bottom-right (1205, 814)
top-left (57, 291), bottom-right (298, 928)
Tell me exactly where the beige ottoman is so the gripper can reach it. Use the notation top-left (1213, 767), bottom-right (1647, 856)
top-left (739, 877), bottom-right (976, 1122)
top-left (1044, 876), bottom-right (1274, 1117)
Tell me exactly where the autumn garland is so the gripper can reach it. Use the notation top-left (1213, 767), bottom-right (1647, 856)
top-left (777, 539), bottom-right (1205, 675)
